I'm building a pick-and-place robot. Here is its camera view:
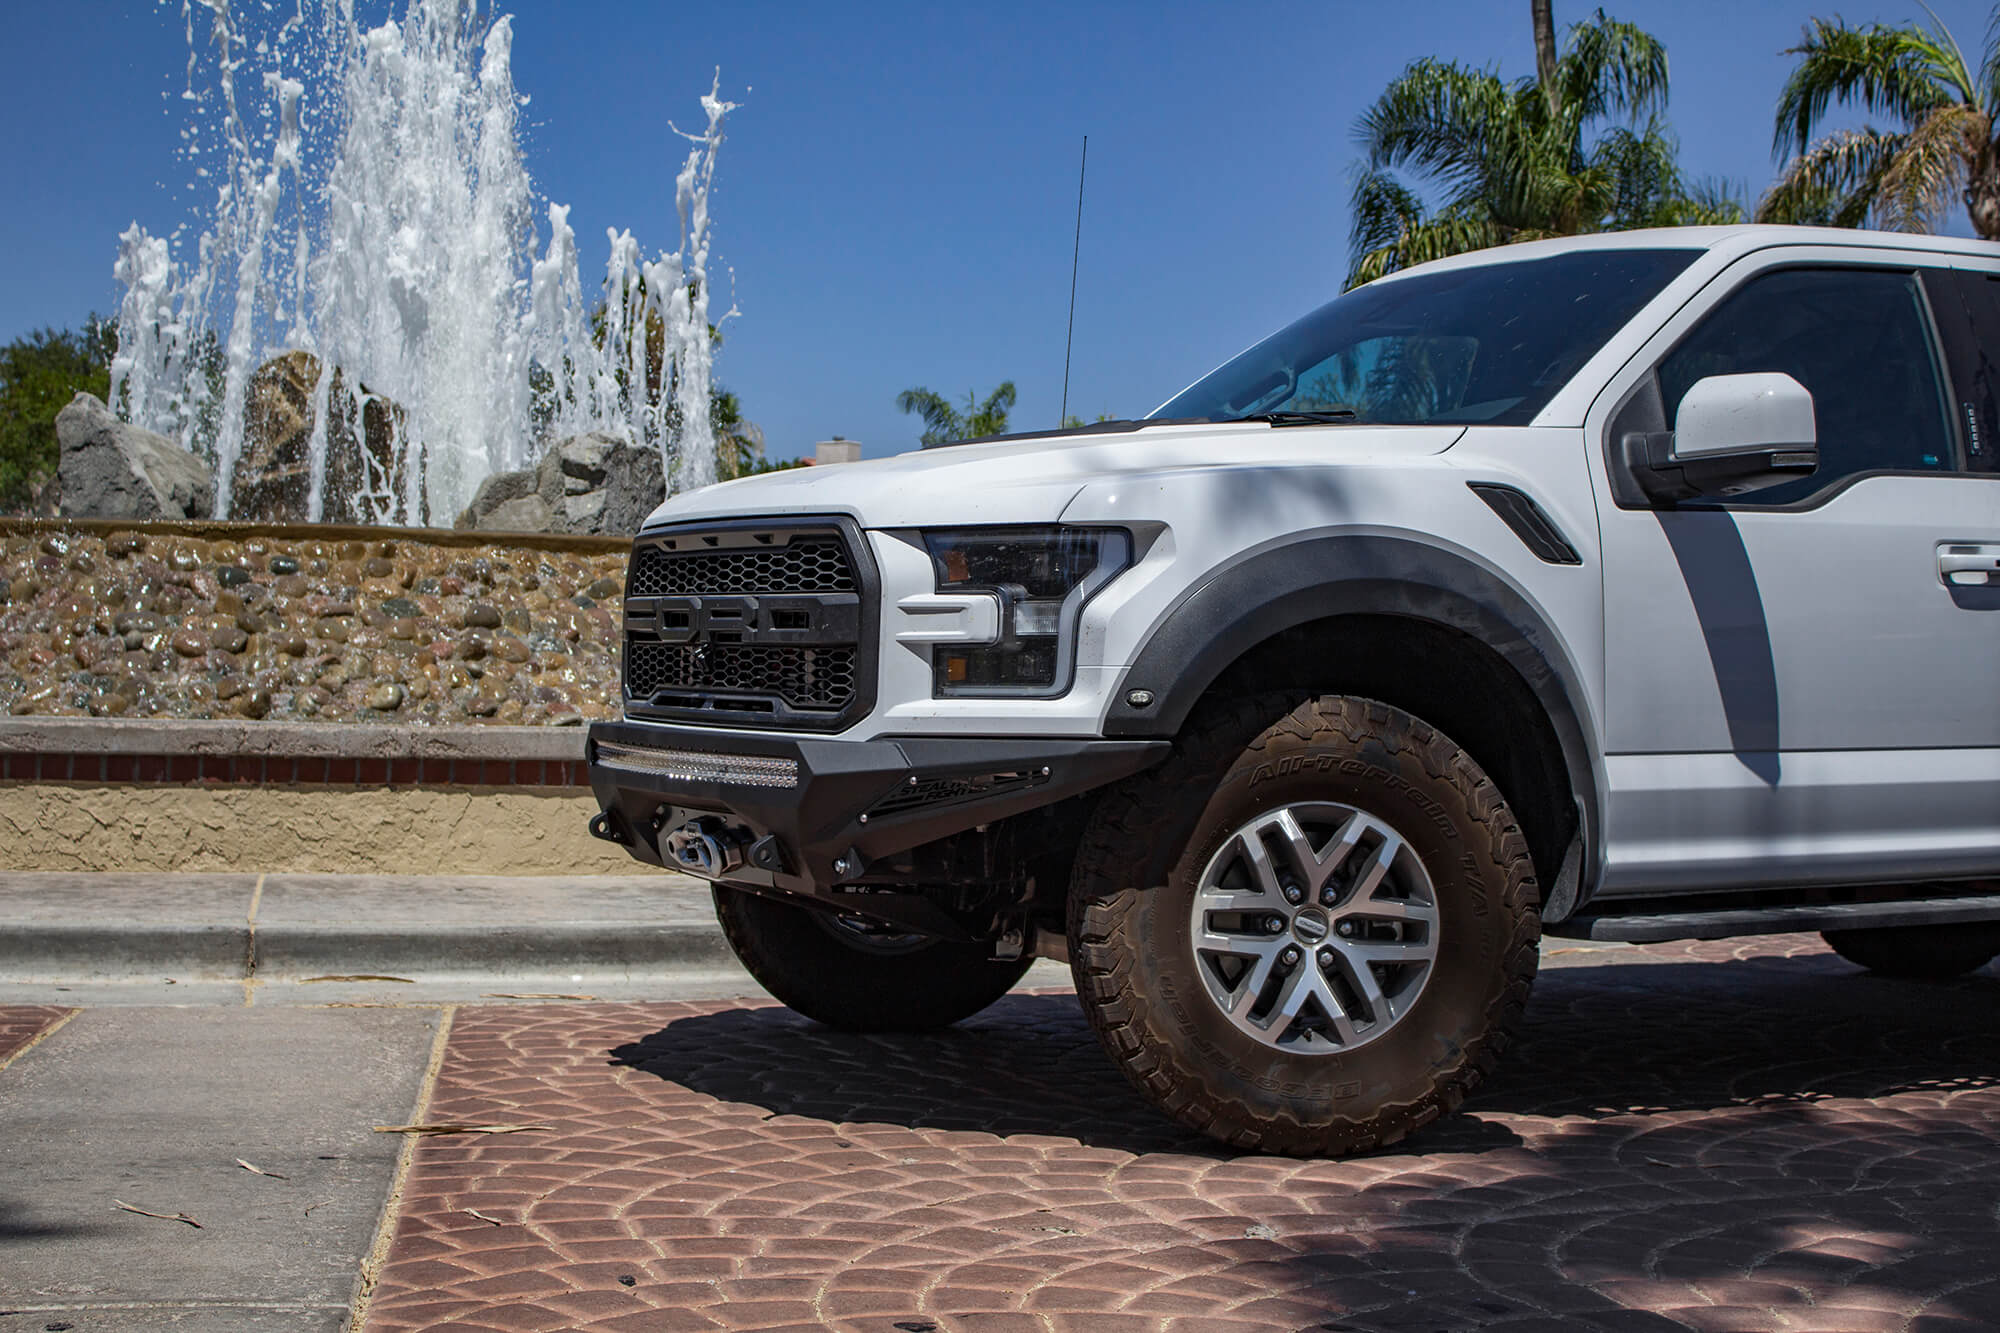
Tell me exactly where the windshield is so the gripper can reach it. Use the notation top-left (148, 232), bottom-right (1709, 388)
top-left (1153, 248), bottom-right (1697, 427)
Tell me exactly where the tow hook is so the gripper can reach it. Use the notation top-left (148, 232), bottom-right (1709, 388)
top-left (662, 817), bottom-right (748, 880)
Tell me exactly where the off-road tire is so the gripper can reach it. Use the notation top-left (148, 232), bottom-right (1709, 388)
top-left (1822, 923), bottom-right (2000, 979)
top-left (1068, 694), bottom-right (1541, 1156)
top-left (713, 886), bottom-right (1032, 1031)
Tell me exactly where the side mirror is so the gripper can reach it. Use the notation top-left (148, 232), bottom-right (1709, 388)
top-left (1616, 372), bottom-right (1819, 504)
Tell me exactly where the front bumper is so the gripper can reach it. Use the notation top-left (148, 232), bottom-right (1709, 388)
top-left (586, 718), bottom-right (1169, 895)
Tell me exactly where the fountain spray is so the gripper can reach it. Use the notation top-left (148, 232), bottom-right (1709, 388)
top-left (109, 0), bottom-right (735, 525)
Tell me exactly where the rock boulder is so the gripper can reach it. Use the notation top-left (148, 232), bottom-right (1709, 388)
top-left (456, 433), bottom-right (663, 536)
top-left (56, 393), bottom-right (214, 520)
top-left (233, 350), bottom-right (408, 524)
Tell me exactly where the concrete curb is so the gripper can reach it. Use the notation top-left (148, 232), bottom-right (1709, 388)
top-left (0, 920), bottom-right (736, 981)
top-left (8, 923), bottom-right (249, 977)
top-left (253, 923), bottom-right (735, 976)
top-left (0, 872), bottom-right (733, 983)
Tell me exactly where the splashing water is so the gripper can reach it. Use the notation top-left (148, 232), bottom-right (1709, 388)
top-left (109, 0), bottom-right (735, 524)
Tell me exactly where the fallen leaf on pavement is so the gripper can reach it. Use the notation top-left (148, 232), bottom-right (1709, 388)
top-left (114, 1200), bottom-right (202, 1228)
top-left (372, 1123), bottom-right (551, 1136)
top-left (236, 1158), bottom-right (287, 1179)
top-left (301, 975), bottom-right (415, 984)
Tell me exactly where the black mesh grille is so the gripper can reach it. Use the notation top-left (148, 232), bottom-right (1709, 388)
top-left (623, 524), bottom-right (869, 727)
top-left (626, 641), bottom-right (857, 711)
top-left (628, 537), bottom-right (854, 597)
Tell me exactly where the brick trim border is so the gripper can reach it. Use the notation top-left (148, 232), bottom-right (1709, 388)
top-left (0, 719), bottom-right (589, 789)
top-left (0, 752), bottom-right (587, 788)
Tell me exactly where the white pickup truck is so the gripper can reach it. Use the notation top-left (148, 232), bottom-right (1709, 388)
top-left (588, 226), bottom-right (2000, 1155)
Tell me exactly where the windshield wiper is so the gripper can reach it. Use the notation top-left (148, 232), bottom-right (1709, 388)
top-left (1230, 409), bottom-right (1358, 426)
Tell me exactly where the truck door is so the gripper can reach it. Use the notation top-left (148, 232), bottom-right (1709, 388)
top-left (1589, 258), bottom-right (2000, 897)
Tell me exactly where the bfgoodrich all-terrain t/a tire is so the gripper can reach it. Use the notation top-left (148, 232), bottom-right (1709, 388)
top-left (1068, 694), bottom-right (1541, 1156)
top-left (713, 885), bottom-right (1032, 1031)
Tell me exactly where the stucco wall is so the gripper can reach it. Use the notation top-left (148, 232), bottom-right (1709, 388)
top-left (0, 783), bottom-right (637, 875)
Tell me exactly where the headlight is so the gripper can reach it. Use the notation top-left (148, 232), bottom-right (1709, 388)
top-left (923, 526), bottom-right (1132, 696)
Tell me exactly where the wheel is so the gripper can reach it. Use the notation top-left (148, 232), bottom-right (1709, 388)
top-left (1821, 923), bottom-right (2000, 979)
top-left (712, 885), bottom-right (1032, 1031)
top-left (1068, 694), bottom-right (1540, 1155)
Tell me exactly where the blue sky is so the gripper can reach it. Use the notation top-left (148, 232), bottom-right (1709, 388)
top-left (4, 1), bottom-right (1993, 462)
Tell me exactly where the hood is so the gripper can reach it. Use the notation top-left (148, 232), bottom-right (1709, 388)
top-left (641, 421), bottom-right (1467, 530)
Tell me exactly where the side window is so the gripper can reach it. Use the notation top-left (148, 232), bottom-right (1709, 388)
top-left (1657, 267), bottom-right (1957, 505)
top-left (1922, 270), bottom-right (2000, 473)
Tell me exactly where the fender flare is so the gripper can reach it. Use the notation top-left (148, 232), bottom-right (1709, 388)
top-left (1102, 533), bottom-right (1603, 907)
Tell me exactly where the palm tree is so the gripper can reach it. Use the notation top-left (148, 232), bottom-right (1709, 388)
top-left (1758, 10), bottom-right (2000, 237)
top-left (895, 381), bottom-right (1017, 446)
top-left (710, 388), bottom-right (768, 481)
top-left (1347, 2), bottom-right (1738, 288)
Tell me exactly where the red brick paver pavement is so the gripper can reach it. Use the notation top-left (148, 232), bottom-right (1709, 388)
top-left (362, 938), bottom-right (2000, 1332)
top-left (0, 1006), bottom-right (72, 1068)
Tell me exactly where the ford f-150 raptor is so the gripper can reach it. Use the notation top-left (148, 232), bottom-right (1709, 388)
top-left (587, 226), bottom-right (2000, 1155)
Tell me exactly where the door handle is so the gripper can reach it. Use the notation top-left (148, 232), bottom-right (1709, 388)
top-left (1939, 544), bottom-right (2000, 586)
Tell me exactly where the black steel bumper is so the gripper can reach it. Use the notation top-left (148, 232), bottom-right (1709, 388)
top-left (586, 718), bottom-right (1169, 894)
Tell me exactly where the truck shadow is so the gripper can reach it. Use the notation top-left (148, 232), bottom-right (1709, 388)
top-left (611, 948), bottom-right (2000, 1155)
top-left (605, 949), bottom-right (2000, 1328)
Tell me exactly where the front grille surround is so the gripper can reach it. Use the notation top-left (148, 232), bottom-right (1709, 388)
top-left (621, 518), bottom-right (878, 732)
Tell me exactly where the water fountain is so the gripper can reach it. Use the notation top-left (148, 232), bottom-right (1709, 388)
top-left (0, 0), bottom-right (748, 726)
top-left (107, 0), bottom-right (733, 525)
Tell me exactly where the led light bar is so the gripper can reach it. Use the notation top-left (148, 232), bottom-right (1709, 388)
top-left (594, 741), bottom-right (800, 789)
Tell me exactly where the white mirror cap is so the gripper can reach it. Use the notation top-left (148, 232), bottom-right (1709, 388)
top-left (1674, 372), bottom-right (1817, 459)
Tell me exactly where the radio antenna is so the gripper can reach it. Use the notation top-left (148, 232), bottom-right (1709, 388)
top-left (1060, 135), bottom-right (1088, 427)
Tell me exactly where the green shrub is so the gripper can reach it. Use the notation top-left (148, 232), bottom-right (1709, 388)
top-left (0, 318), bottom-right (113, 509)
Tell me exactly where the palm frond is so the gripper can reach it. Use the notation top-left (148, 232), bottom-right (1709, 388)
top-left (1774, 18), bottom-right (1957, 159)
top-left (1344, 204), bottom-right (1508, 291)
top-left (969, 380), bottom-right (1018, 437)
top-left (1557, 9), bottom-right (1670, 125)
top-left (1666, 177), bottom-right (1748, 226)
top-left (1915, 2), bottom-right (1979, 104)
top-left (895, 386), bottom-right (965, 445)
top-left (1877, 101), bottom-right (1983, 230)
top-left (1983, 3), bottom-right (2000, 118)
top-left (1356, 59), bottom-right (1516, 193)
top-left (1757, 126), bottom-right (1906, 226)
top-left (1591, 123), bottom-right (1683, 228)
top-left (1347, 170), bottom-right (1427, 266)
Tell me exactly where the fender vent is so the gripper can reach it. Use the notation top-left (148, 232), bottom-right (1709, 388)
top-left (1468, 483), bottom-right (1582, 565)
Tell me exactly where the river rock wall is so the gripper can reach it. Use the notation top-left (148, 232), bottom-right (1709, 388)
top-left (1, 528), bottom-right (624, 725)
